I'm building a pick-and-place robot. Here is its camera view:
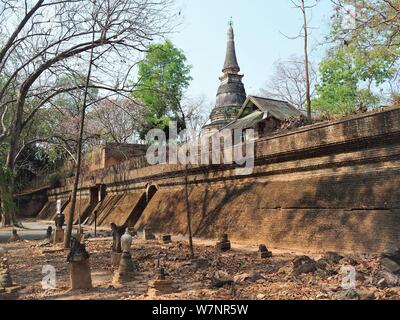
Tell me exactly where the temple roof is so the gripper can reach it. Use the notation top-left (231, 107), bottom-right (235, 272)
top-left (222, 96), bottom-right (302, 131)
top-left (223, 110), bottom-right (264, 130)
top-left (238, 96), bottom-right (303, 120)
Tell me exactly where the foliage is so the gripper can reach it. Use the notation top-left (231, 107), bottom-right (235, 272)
top-left (133, 40), bottom-right (192, 138)
top-left (313, 47), bottom-right (385, 115)
top-left (313, 0), bottom-right (399, 116)
top-left (331, 0), bottom-right (400, 56)
top-left (48, 172), bottom-right (62, 188)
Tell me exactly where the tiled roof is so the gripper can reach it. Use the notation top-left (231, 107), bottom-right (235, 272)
top-left (240, 96), bottom-right (302, 121)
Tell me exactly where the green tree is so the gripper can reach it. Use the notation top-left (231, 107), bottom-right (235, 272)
top-left (133, 40), bottom-right (192, 137)
top-left (313, 47), bottom-right (386, 115)
top-left (313, 0), bottom-right (398, 116)
top-left (313, 48), bottom-right (357, 115)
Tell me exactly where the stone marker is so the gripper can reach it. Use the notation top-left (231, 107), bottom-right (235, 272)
top-left (162, 234), bottom-right (172, 244)
top-left (54, 213), bottom-right (65, 243)
top-left (148, 268), bottom-right (174, 296)
top-left (53, 229), bottom-right (64, 244)
top-left (113, 228), bottom-right (138, 286)
top-left (216, 233), bottom-right (231, 252)
top-left (110, 223), bottom-right (125, 267)
top-left (0, 258), bottom-right (13, 288)
top-left (46, 226), bottom-right (53, 240)
top-left (38, 226), bottom-right (53, 247)
top-left (0, 257), bottom-right (21, 300)
top-left (144, 226), bottom-right (156, 240)
top-left (8, 229), bottom-right (20, 242)
top-left (67, 237), bottom-right (92, 290)
top-left (258, 245), bottom-right (272, 259)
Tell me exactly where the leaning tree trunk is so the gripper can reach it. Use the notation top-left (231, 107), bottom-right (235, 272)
top-left (64, 27), bottom-right (95, 248)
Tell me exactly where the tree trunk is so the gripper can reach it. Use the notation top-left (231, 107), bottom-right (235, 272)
top-left (0, 200), bottom-right (11, 227)
top-left (302, 0), bottom-right (312, 120)
top-left (64, 27), bottom-right (95, 248)
top-left (179, 107), bottom-right (195, 259)
top-left (184, 161), bottom-right (195, 259)
top-left (1, 91), bottom-right (26, 227)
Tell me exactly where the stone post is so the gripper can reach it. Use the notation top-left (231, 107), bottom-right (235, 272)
top-left (67, 237), bottom-right (92, 290)
top-left (110, 223), bottom-right (125, 267)
top-left (144, 226), bottom-right (156, 240)
top-left (258, 245), bottom-right (272, 259)
top-left (113, 229), bottom-right (137, 286)
top-left (148, 268), bottom-right (174, 297)
top-left (162, 235), bottom-right (172, 244)
top-left (0, 257), bottom-right (21, 300)
top-left (216, 233), bottom-right (231, 252)
top-left (54, 213), bottom-right (65, 244)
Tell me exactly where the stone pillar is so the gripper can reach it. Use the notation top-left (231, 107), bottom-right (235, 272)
top-left (0, 258), bottom-right (13, 288)
top-left (216, 233), bottom-right (231, 252)
top-left (112, 252), bottom-right (137, 285)
top-left (46, 226), bottom-right (53, 241)
top-left (113, 229), bottom-right (138, 286)
top-left (69, 259), bottom-right (93, 290)
top-left (53, 228), bottom-right (64, 244)
top-left (67, 237), bottom-right (92, 291)
top-left (111, 252), bottom-right (122, 268)
top-left (54, 213), bottom-right (65, 244)
top-left (162, 235), bottom-right (172, 244)
top-left (144, 226), bottom-right (156, 240)
top-left (147, 268), bottom-right (174, 297)
top-left (0, 258), bottom-right (21, 300)
top-left (258, 245), bottom-right (272, 259)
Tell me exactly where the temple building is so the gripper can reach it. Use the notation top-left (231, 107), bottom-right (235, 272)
top-left (203, 23), bottom-right (303, 138)
top-left (223, 95), bottom-right (303, 139)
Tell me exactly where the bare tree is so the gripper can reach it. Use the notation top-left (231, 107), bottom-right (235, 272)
top-left (88, 98), bottom-right (147, 143)
top-left (282, 0), bottom-right (319, 119)
top-left (261, 55), bottom-right (317, 109)
top-left (64, 15), bottom-right (96, 248)
top-left (181, 95), bottom-right (212, 136)
top-left (0, 0), bottom-right (178, 226)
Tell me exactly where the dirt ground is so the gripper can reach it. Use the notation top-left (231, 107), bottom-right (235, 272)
top-left (1, 235), bottom-right (400, 300)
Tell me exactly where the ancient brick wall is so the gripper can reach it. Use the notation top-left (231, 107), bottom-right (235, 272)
top-left (23, 107), bottom-right (400, 253)
top-left (15, 190), bottom-right (48, 218)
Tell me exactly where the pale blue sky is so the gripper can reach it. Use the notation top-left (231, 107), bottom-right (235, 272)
top-left (169, 0), bottom-right (333, 102)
